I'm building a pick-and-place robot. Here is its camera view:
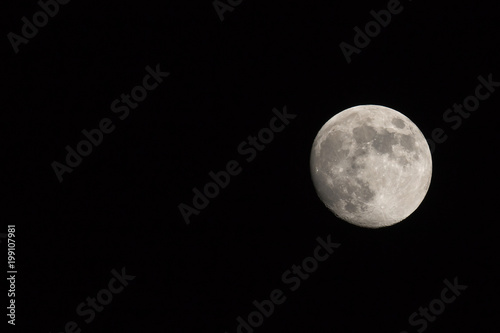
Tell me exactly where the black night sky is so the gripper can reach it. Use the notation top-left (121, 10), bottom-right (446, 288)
top-left (2, 0), bottom-right (499, 332)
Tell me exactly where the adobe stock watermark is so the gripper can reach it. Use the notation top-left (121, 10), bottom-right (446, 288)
top-left (50, 267), bottom-right (135, 333)
top-left (339, 0), bottom-right (405, 64)
top-left (213, 0), bottom-right (245, 22)
top-left (224, 234), bottom-right (341, 333)
top-left (178, 106), bottom-right (297, 225)
top-left (400, 277), bottom-right (467, 333)
top-left (7, 0), bottom-right (71, 54)
top-left (51, 63), bottom-right (170, 183)
top-left (426, 73), bottom-right (499, 153)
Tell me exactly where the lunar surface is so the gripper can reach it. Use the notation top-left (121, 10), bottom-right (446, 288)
top-left (310, 105), bottom-right (432, 228)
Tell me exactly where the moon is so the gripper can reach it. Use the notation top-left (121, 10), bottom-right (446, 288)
top-left (310, 105), bottom-right (432, 228)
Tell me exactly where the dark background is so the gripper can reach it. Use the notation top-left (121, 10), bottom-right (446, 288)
top-left (1, 0), bottom-right (499, 332)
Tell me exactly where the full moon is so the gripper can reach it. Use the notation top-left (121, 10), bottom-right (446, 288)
top-left (310, 105), bottom-right (432, 228)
